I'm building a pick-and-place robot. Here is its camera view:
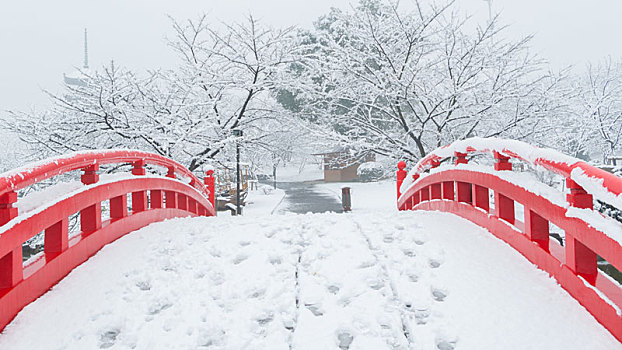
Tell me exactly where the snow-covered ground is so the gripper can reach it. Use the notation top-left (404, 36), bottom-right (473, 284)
top-left (242, 185), bottom-right (286, 217)
top-left (0, 181), bottom-right (620, 349)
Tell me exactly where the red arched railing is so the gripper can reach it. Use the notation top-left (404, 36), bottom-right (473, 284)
top-left (0, 150), bottom-right (216, 331)
top-left (397, 137), bottom-right (622, 342)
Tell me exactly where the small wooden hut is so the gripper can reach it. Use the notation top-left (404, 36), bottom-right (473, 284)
top-left (313, 147), bottom-right (375, 182)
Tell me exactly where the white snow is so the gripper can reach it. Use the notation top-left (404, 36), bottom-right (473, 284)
top-left (571, 167), bottom-right (622, 211)
top-left (0, 181), bottom-right (619, 349)
top-left (401, 163), bottom-right (567, 207)
top-left (274, 164), bottom-right (323, 182)
top-left (243, 185), bottom-right (286, 216)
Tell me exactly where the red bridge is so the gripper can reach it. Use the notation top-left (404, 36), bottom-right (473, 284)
top-left (0, 139), bottom-right (620, 348)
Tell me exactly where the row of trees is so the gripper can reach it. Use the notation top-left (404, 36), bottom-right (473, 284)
top-left (3, 0), bottom-right (622, 172)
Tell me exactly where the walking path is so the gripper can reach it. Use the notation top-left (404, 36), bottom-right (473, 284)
top-left (272, 181), bottom-right (343, 214)
top-left (0, 209), bottom-right (618, 349)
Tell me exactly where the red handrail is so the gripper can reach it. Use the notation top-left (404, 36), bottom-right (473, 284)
top-left (0, 149), bottom-right (208, 198)
top-left (397, 137), bottom-right (622, 343)
top-left (0, 150), bottom-right (216, 331)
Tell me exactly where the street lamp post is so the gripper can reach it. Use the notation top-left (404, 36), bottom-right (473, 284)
top-left (233, 129), bottom-right (243, 215)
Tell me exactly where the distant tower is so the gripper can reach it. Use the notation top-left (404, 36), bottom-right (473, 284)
top-left (83, 28), bottom-right (89, 69)
top-left (64, 28), bottom-right (91, 87)
top-left (483, 0), bottom-right (493, 23)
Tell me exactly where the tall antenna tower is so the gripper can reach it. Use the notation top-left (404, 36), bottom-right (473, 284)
top-left (83, 28), bottom-right (89, 69)
top-left (483, 0), bottom-right (493, 23)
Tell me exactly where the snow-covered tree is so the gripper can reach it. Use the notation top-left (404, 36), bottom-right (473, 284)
top-left (578, 59), bottom-right (622, 162)
top-left (4, 15), bottom-right (302, 172)
top-left (283, 0), bottom-right (554, 162)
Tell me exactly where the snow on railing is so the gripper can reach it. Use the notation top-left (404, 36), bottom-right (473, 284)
top-left (397, 137), bottom-right (622, 343)
top-left (0, 150), bottom-right (216, 332)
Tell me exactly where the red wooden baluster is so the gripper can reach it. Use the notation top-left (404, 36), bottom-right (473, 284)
top-left (456, 182), bottom-right (472, 203)
top-left (430, 183), bottom-right (442, 200)
top-left (110, 194), bottom-right (128, 219)
top-left (45, 219), bottom-right (69, 256)
top-left (442, 181), bottom-right (454, 200)
top-left (81, 164), bottom-right (99, 185)
top-left (525, 210), bottom-right (549, 251)
top-left (565, 178), bottom-right (597, 283)
top-left (396, 161), bottom-right (407, 201)
top-left (204, 170), bottom-right (216, 212)
top-left (150, 190), bottom-right (164, 209)
top-left (165, 167), bottom-right (177, 209)
top-left (454, 152), bottom-right (468, 165)
top-left (495, 192), bottom-right (514, 224)
top-left (0, 191), bottom-right (21, 289)
top-left (492, 151), bottom-right (514, 223)
top-left (493, 151), bottom-right (512, 171)
top-left (131, 160), bottom-right (147, 212)
top-left (81, 165), bottom-right (101, 235)
top-left (473, 185), bottom-right (489, 211)
top-left (178, 194), bottom-right (188, 211)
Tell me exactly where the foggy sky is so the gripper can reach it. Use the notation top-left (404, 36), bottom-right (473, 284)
top-left (1, 0), bottom-right (621, 113)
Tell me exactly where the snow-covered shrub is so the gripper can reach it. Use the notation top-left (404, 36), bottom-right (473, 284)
top-left (357, 162), bottom-right (384, 182)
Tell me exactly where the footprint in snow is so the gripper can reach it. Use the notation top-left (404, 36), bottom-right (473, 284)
top-left (148, 299), bottom-right (173, 315)
top-left (431, 286), bottom-right (448, 302)
top-left (413, 232), bottom-right (427, 245)
top-left (305, 303), bottom-right (324, 316)
top-left (436, 336), bottom-right (458, 350)
top-left (135, 280), bottom-right (151, 291)
top-left (367, 278), bottom-right (385, 290)
top-left (411, 306), bottom-right (430, 325)
top-left (232, 254), bottom-right (249, 265)
top-left (428, 255), bottom-right (445, 268)
top-left (255, 311), bottom-right (274, 325)
top-left (383, 235), bottom-right (394, 243)
top-left (408, 272), bottom-right (419, 283)
top-left (269, 255), bottom-right (282, 265)
top-left (99, 328), bottom-right (120, 349)
top-left (327, 285), bottom-right (340, 294)
top-left (402, 247), bottom-right (416, 257)
top-left (337, 331), bottom-right (354, 349)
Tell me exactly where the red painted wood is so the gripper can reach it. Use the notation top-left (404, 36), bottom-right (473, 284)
top-left (398, 144), bottom-right (622, 343)
top-left (0, 150), bottom-right (215, 333)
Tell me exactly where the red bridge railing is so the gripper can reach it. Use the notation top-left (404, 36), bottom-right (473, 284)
top-left (0, 150), bottom-right (216, 330)
top-left (397, 137), bottom-right (622, 342)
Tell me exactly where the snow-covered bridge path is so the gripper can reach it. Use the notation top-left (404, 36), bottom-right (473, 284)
top-left (0, 209), bottom-right (619, 349)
